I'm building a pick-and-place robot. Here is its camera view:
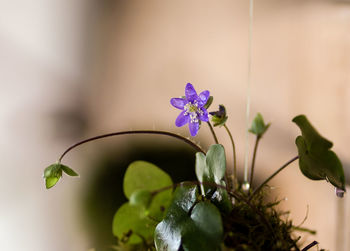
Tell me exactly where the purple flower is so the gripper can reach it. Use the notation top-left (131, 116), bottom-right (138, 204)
top-left (170, 83), bottom-right (210, 136)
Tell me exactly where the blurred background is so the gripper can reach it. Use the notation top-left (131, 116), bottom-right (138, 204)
top-left (0, 0), bottom-right (349, 250)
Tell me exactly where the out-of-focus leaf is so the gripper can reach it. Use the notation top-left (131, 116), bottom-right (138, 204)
top-left (112, 203), bottom-right (155, 245)
top-left (249, 113), bottom-right (270, 138)
top-left (123, 161), bottom-right (173, 220)
top-left (293, 115), bottom-right (346, 191)
top-left (123, 161), bottom-right (172, 199)
top-left (129, 189), bottom-right (152, 207)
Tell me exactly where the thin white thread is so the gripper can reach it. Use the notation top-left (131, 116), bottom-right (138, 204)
top-left (244, 0), bottom-right (254, 183)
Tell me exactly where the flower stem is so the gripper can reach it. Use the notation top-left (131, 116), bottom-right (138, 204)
top-left (250, 155), bottom-right (299, 199)
top-left (249, 135), bottom-right (261, 186)
top-left (206, 122), bottom-right (219, 144)
top-left (58, 130), bottom-right (205, 162)
top-left (223, 124), bottom-right (238, 187)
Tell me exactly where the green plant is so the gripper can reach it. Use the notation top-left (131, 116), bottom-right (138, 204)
top-left (43, 83), bottom-right (345, 251)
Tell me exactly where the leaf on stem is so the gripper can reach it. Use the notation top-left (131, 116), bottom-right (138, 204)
top-left (113, 161), bottom-right (174, 245)
top-left (43, 163), bottom-right (78, 189)
top-left (195, 144), bottom-right (232, 213)
top-left (249, 113), bottom-right (270, 138)
top-left (293, 115), bottom-right (346, 191)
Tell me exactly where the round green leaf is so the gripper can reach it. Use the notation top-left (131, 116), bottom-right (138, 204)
top-left (112, 203), bottom-right (155, 245)
top-left (206, 144), bottom-right (226, 183)
top-left (123, 161), bottom-right (172, 199)
top-left (129, 189), bottom-right (152, 207)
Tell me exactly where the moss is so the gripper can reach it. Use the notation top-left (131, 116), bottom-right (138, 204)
top-left (222, 189), bottom-right (302, 251)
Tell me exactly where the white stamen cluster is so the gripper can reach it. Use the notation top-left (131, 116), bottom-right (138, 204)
top-left (184, 101), bottom-right (204, 123)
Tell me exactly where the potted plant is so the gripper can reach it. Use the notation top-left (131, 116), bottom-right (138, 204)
top-left (43, 83), bottom-right (345, 251)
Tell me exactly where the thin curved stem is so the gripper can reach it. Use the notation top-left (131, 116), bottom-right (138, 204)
top-left (249, 135), bottom-right (260, 186)
top-left (250, 156), bottom-right (299, 199)
top-left (206, 122), bottom-right (219, 144)
top-left (223, 124), bottom-right (237, 187)
top-left (58, 130), bottom-right (205, 162)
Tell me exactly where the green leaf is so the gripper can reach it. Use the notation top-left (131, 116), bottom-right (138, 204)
top-left (249, 113), bottom-right (270, 137)
top-left (44, 163), bottom-right (62, 189)
top-left (123, 161), bottom-right (172, 199)
top-left (124, 161), bottom-right (173, 220)
top-left (112, 203), bottom-right (155, 245)
top-left (195, 152), bottom-right (206, 195)
top-left (293, 115), bottom-right (346, 191)
top-left (129, 189), bottom-right (152, 207)
top-left (46, 176), bottom-right (60, 189)
top-left (154, 185), bottom-right (223, 251)
top-left (195, 144), bottom-right (232, 213)
top-left (206, 144), bottom-right (226, 183)
top-left (181, 202), bottom-right (223, 251)
top-left (61, 164), bottom-right (79, 176)
top-left (43, 163), bottom-right (78, 189)
top-left (155, 185), bottom-right (198, 251)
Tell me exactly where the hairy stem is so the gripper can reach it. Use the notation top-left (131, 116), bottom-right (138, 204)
top-left (58, 130), bottom-right (205, 162)
top-left (223, 124), bottom-right (238, 188)
top-left (249, 135), bottom-right (261, 186)
top-left (250, 156), bottom-right (299, 199)
top-left (206, 122), bottom-right (219, 144)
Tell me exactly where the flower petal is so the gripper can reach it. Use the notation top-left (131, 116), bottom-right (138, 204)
top-left (175, 111), bottom-right (189, 127)
top-left (198, 108), bottom-right (209, 122)
top-left (189, 121), bottom-right (200, 136)
top-left (170, 98), bottom-right (187, 109)
top-left (198, 90), bottom-right (210, 107)
top-left (185, 83), bottom-right (198, 102)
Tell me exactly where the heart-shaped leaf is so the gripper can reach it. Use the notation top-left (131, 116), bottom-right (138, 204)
top-left (113, 161), bottom-right (173, 245)
top-left (123, 161), bottom-right (173, 220)
top-left (195, 144), bottom-right (232, 213)
top-left (293, 115), bottom-right (346, 191)
top-left (154, 185), bottom-right (223, 251)
top-left (123, 161), bottom-right (172, 199)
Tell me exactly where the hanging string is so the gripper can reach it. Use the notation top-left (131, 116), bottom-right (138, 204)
top-left (243, 0), bottom-right (254, 185)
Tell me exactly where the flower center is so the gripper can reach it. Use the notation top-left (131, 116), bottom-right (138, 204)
top-left (184, 101), bottom-right (203, 123)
